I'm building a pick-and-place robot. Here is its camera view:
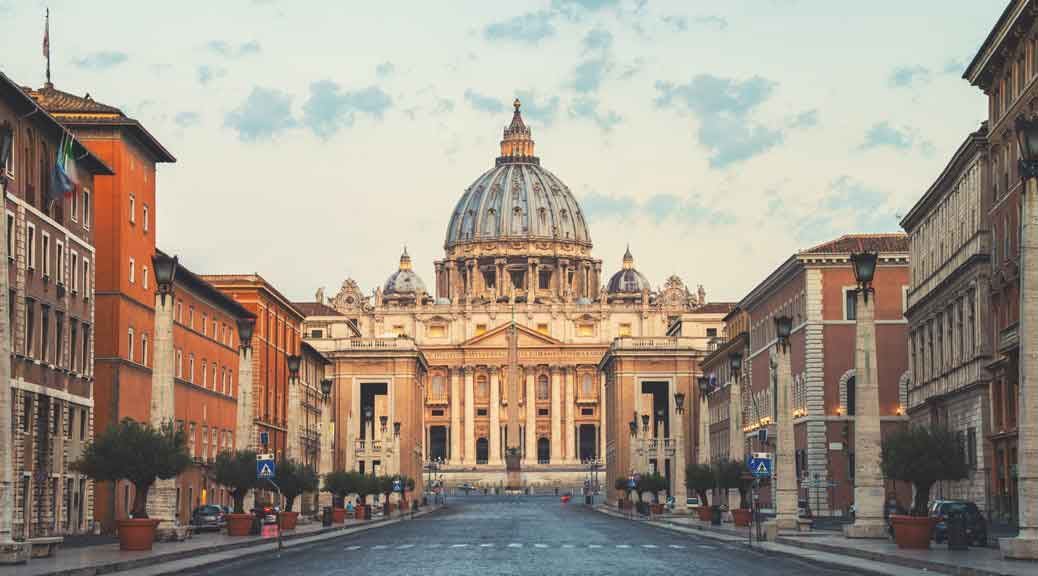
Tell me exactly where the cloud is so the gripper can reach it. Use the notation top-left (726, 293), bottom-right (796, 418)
top-left (552, 0), bottom-right (619, 14)
top-left (795, 176), bottom-right (898, 242)
top-left (224, 87), bottom-right (296, 141)
top-left (302, 81), bottom-right (393, 139)
top-left (174, 111), bottom-right (200, 127)
top-left (694, 15), bottom-right (728, 29)
top-left (860, 121), bottom-right (932, 153)
top-left (376, 62), bottom-right (395, 78)
top-left (889, 65), bottom-right (930, 88)
top-left (207, 40), bottom-right (261, 58)
top-left (568, 97), bottom-right (621, 130)
top-left (943, 60), bottom-right (965, 75)
top-left (581, 190), bottom-right (735, 226)
top-left (484, 11), bottom-right (556, 42)
top-left (661, 15), bottom-right (688, 31)
top-left (582, 28), bottom-right (613, 52)
top-left (654, 74), bottom-right (784, 167)
top-left (73, 51), bottom-right (128, 70)
top-left (572, 28), bottom-right (613, 94)
top-left (789, 108), bottom-right (818, 129)
top-left (464, 90), bottom-right (505, 114)
top-left (197, 65), bottom-right (227, 85)
top-left (514, 90), bottom-right (560, 125)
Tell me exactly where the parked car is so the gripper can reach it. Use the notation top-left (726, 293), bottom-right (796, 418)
top-left (929, 500), bottom-right (987, 546)
top-left (254, 505), bottom-right (280, 524)
top-left (191, 505), bottom-right (226, 531)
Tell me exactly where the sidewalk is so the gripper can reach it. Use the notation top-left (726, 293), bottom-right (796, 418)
top-left (3, 506), bottom-right (443, 576)
top-left (593, 506), bottom-right (1037, 576)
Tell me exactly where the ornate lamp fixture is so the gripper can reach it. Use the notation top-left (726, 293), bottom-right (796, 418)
top-left (236, 317), bottom-right (255, 350)
top-left (1016, 114), bottom-right (1038, 180)
top-left (151, 252), bottom-right (178, 305)
top-left (774, 315), bottom-right (793, 350)
top-left (287, 354), bottom-right (301, 378)
top-left (628, 420), bottom-right (637, 436)
top-left (380, 415), bottom-right (388, 432)
top-left (640, 413), bottom-right (650, 432)
top-left (674, 392), bottom-right (686, 414)
top-left (728, 351), bottom-right (743, 375)
top-left (320, 378), bottom-right (333, 398)
top-left (393, 422), bottom-right (401, 437)
top-left (850, 252), bottom-right (878, 301)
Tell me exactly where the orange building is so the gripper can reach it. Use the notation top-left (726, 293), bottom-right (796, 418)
top-left (29, 84), bottom-right (176, 530)
top-left (203, 275), bottom-right (304, 461)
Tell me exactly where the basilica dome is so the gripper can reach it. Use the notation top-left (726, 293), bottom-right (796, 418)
top-left (444, 100), bottom-right (591, 250)
top-left (607, 246), bottom-right (651, 294)
top-left (384, 248), bottom-right (426, 296)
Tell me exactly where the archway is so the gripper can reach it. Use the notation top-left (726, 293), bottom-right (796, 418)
top-left (537, 437), bottom-right (550, 464)
top-left (476, 437), bottom-right (489, 464)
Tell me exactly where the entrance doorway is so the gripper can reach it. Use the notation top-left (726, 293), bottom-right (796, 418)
top-left (476, 438), bottom-right (489, 464)
top-left (537, 438), bottom-right (550, 464)
top-left (429, 426), bottom-right (447, 461)
top-left (578, 424), bottom-right (596, 461)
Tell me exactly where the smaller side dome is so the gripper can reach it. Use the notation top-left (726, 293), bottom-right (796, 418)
top-left (607, 245), bottom-right (651, 294)
top-left (384, 247), bottom-right (427, 296)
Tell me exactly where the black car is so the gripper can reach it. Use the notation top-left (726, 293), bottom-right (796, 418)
top-left (929, 500), bottom-right (987, 546)
top-left (191, 504), bottom-right (226, 531)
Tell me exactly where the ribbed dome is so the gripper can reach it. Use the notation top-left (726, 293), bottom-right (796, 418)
top-left (384, 248), bottom-right (426, 296)
top-left (607, 246), bottom-right (651, 293)
top-left (444, 99), bottom-right (591, 249)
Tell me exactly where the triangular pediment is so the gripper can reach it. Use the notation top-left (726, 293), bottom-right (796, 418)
top-left (461, 322), bottom-right (562, 348)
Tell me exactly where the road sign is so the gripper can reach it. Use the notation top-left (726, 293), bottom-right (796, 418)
top-left (393, 478), bottom-right (402, 493)
top-left (748, 456), bottom-right (772, 478)
top-left (257, 453), bottom-right (275, 480)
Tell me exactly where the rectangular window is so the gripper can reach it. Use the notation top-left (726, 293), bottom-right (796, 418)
top-left (141, 334), bottom-right (148, 366)
top-left (80, 407), bottom-right (87, 440)
top-left (70, 251), bottom-right (78, 293)
top-left (129, 257), bottom-right (135, 284)
top-left (476, 408), bottom-right (488, 417)
top-left (83, 259), bottom-right (90, 299)
top-left (143, 204), bottom-right (149, 233)
top-left (24, 299), bottom-right (34, 357)
top-left (706, 327), bottom-right (718, 338)
top-left (41, 231), bottom-right (50, 278)
top-left (70, 322), bottom-right (78, 372)
top-left (5, 211), bottom-right (13, 260)
top-left (129, 194), bottom-right (135, 224)
top-left (618, 323), bottom-right (631, 337)
top-left (539, 270), bottom-right (551, 290)
top-left (55, 311), bottom-right (64, 368)
top-left (176, 349), bottom-right (183, 378)
top-left (577, 323), bottom-right (594, 337)
top-left (202, 360), bottom-right (208, 387)
top-left (967, 427), bottom-right (977, 468)
top-left (475, 324), bottom-right (487, 336)
top-left (41, 305), bottom-right (50, 363)
top-left (581, 407), bottom-right (594, 416)
top-left (70, 187), bottom-right (78, 222)
top-left (81, 323), bottom-right (90, 375)
top-left (127, 328), bottom-right (134, 362)
top-left (537, 408), bottom-right (549, 416)
top-left (82, 189), bottom-right (90, 229)
top-left (428, 324), bottom-right (445, 338)
top-left (309, 329), bottom-right (324, 338)
top-left (143, 266), bottom-right (149, 290)
top-left (202, 314), bottom-right (208, 336)
top-left (844, 288), bottom-right (857, 321)
top-left (189, 307), bottom-right (194, 329)
top-left (56, 240), bottom-right (64, 284)
top-left (189, 354), bottom-right (195, 383)
top-left (537, 323), bottom-right (549, 335)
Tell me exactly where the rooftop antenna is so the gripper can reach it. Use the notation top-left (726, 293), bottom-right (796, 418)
top-left (43, 8), bottom-right (52, 87)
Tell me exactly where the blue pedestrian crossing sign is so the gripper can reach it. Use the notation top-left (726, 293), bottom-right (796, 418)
top-left (393, 478), bottom-right (403, 493)
top-left (256, 453), bottom-right (275, 480)
top-left (748, 455), bottom-right (772, 478)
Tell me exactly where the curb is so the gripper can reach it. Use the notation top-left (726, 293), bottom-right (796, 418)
top-left (33, 506), bottom-right (444, 576)
top-left (589, 506), bottom-right (919, 576)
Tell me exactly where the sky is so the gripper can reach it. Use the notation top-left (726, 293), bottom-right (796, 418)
top-left (0, 0), bottom-right (1008, 304)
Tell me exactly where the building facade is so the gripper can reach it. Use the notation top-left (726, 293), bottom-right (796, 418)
top-left (964, 0), bottom-right (1036, 526)
top-left (27, 81), bottom-right (177, 531)
top-left (300, 103), bottom-right (728, 495)
top-left (1, 72), bottom-right (111, 540)
top-left (737, 234), bottom-right (911, 515)
top-left (901, 125), bottom-right (993, 511)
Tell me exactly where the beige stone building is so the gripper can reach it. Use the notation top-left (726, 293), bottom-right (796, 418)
top-left (301, 102), bottom-right (728, 494)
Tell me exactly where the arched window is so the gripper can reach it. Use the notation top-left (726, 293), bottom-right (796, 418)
top-left (432, 375), bottom-right (445, 396)
top-left (537, 374), bottom-right (549, 400)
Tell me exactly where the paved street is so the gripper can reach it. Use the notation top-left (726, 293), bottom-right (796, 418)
top-left (187, 496), bottom-right (857, 576)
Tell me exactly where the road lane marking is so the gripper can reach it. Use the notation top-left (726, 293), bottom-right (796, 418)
top-left (616, 544), bottom-right (631, 548)
top-left (534, 543), bottom-right (548, 548)
top-left (508, 543), bottom-right (523, 548)
top-left (479, 543), bottom-right (495, 547)
top-left (588, 544), bottom-right (602, 548)
top-left (562, 544), bottom-right (575, 548)
top-left (668, 544), bottom-right (685, 549)
top-left (642, 544), bottom-right (658, 549)
top-left (372, 545), bottom-right (388, 550)
top-left (397, 544), bottom-right (414, 549)
top-left (345, 545), bottom-right (361, 551)
top-left (451, 543), bottom-right (469, 548)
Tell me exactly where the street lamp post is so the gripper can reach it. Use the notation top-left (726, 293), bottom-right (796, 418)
top-left (844, 252), bottom-right (887, 539)
top-left (147, 252), bottom-right (179, 535)
top-left (673, 391), bottom-right (687, 514)
top-left (1000, 115), bottom-right (1038, 559)
top-left (728, 351), bottom-right (746, 512)
top-left (235, 317), bottom-right (256, 514)
top-left (767, 315), bottom-right (799, 536)
top-left (286, 355), bottom-right (301, 463)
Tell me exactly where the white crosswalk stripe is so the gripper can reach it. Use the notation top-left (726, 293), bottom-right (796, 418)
top-left (397, 544), bottom-right (414, 549)
top-left (668, 544), bottom-right (685, 549)
top-left (479, 543), bottom-right (495, 548)
top-left (451, 543), bottom-right (469, 548)
top-left (561, 544), bottom-right (575, 548)
top-left (616, 544), bottom-right (631, 548)
top-left (372, 545), bottom-right (388, 550)
top-left (641, 544), bottom-right (658, 549)
top-left (534, 543), bottom-right (548, 548)
top-left (508, 543), bottom-right (523, 548)
top-left (588, 544), bottom-right (602, 549)
top-left (345, 545), bottom-right (361, 551)
top-left (350, 542), bottom-right (701, 551)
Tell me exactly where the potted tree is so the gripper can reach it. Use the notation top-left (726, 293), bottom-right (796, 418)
top-left (275, 459), bottom-right (317, 530)
top-left (685, 463), bottom-right (714, 522)
top-left (716, 459), bottom-right (752, 526)
top-left (378, 475), bottom-right (397, 515)
top-left (74, 419), bottom-right (190, 550)
top-left (354, 473), bottom-right (376, 520)
top-left (214, 449), bottom-right (259, 536)
top-left (647, 473), bottom-right (669, 515)
top-left (881, 425), bottom-right (968, 549)
top-left (322, 471), bottom-right (352, 523)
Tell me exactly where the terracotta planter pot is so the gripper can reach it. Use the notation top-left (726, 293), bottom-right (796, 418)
top-left (696, 506), bottom-right (713, 522)
top-left (651, 503), bottom-right (664, 515)
top-left (226, 513), bottom-right (253, 536)
top-left (279, 511), bottom-right (299, 530)
top-left (731, 508), bottom-right (752, 527)
top-left (331, 508), bottom-right (346, 523)
top-left (891, 515), bottom-right (935, 549)
top-left (117, 518), bottom-right (160, 551)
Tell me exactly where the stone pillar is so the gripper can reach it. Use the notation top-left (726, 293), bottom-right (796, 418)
top-left (673, 401), bottom-right (687, 513)
top-left (729, 371), bottom-right (745, 511)
top-left (464, 367), bottom-right (475, 466)
top-left (698, 394), bottom-right (710, 465)
top-left (525, 368), bottom-right (536, 466)
top-left (550, 367), bottom-right (561, 462)
top-left (565, 368), bottom-right (576, 463)
top-left (147, 290), bottom-right (178, 533)
top-left (318, 391), bottom-right (333, 510)
top-left (772, 343), bottom-right (798, 532)
top-left (599, 372), bottom-right (607, 462)
top-left (450, 368), bottom-right (462, 465)
top-left (287, 374), bottom-right (301, 461)
top-left (1002, 177), bottom-right (1038, 559)
top-left (0, 179), bottom-right (27, 563)
top-left (489, 367), bottom-right (502, 465)
top-left (235, 344), bottom-right (255, 512)
top-left (495, 258), bottom-right (506, 300)
top-left (527, 258), bottom-right (537, 295)
top-left (845, 290), bottom-right (886, 538)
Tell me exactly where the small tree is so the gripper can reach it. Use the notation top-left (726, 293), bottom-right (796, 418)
top-left (685, 462), bottom-right (714, 506)
top-left (74, 418), bottom-right (190, 519)
top-left (322, 470), bottom-right (353, 507)
top-left (881, 425), bottom-right (969, 515)
top-left (276, 459), bottom-right (318, 513)
top-left (214, 449), bottom-right (259, 514)
top-left (354, 473), bottom-right (376, 505)
top-left (715, 459), bottom-right (751, 509)
top-left (635, 473), bottom-right (667, 503)
top-left (377, 475), bottom-right (397, 506)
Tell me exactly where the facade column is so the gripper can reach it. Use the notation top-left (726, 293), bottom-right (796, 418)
top-left (525, 368), bottom-right (537, 466)
top-left (565, 368), bottom-right (576, 463)
top-left (495, 258), bottom-right (506, 300)
top-left (147, 289), bottom-right (177, 533)
top-left (673, 394), bottom-right (687, 514)
top-left (728, 371), bottom-right (745, 511)
top-left (450, 368), bottom-right (462, 465)
top-left (318, 389), bottom-right (333, 510)
top-left (771, 342), bottom-right (798, 532)
top-left (0, 177), bottom-right (27, 563)
top-left (1002, 176), bottom-right (1038, 559)
top-left (445, 261), bottom-right (456, 303)
top-left (489, 367), bottom-right (502, 465)
top-left (845, 289), bottom-right (886, 538)
top-left (464, 367), bottom-right (475, 466)
top-left (550, 367), bottom-right (561, 462)
top-left (698, 394), bottom-right (710, 465)
top-left (527, 258), bottom-right (537, 295)
top-left (599, 372), bottom-right (607, 462)
top-left (287, 375), bottom-right (301, 461)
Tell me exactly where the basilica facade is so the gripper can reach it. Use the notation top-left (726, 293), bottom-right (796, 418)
top-left (301, 102), bottom-right (730, 493)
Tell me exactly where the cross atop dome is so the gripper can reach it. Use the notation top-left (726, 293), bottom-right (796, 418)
top-left (399, 246), bottom-right (412, 271)
top-left (499, 96), bottom-right (536, 164)
top-left (623, 245), bottom-right (635, 270)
